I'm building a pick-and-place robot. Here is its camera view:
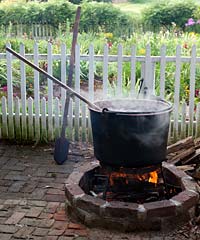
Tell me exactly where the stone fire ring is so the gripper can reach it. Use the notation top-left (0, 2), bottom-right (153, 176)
top-left (65, 161), bottom-right (199, 231)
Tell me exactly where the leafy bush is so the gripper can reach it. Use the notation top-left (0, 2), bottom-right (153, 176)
top-left (80, 2), bottom-right (134, 36)
top-left (0, 1), bottom-right (134, 37)
top-left (142, 0), bottom-right (197, 31)
top-left (0, 1), bottom-right (75, 26)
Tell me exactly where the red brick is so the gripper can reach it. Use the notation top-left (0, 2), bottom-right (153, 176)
top-left (45, 236), bottom-right (58, 240)
top-left (144, 200), bottom-right (176, 218)
top-left (54, 213), bottom-right (67, 221)
top-left (68, 222), bottom-right (86, 230)
top-left (46, 202), bottom-right (60, 214)
top-left (64, 229), bottom-right (77, 237)
top-left (5, 212), bottom-right (25, 225)
top-left (48, 229), bottom-right (65, 236)
top-left (38, 212), bottom-right (54, 219)
top-left (75, 229), bottom-right (88, 237)
top-left (32, 228), bottom-right (49, 236)
top-left (13, 226), bottom-right (35, 238)
top-left (65, 184), bottom-right (85, 203)
top-left (102, 201), bottom-right (138, 218)
top-left (25, 207), bottom-right (43, 218)
top-left (171, 190), bottom-right (199, 210)
top-left (44, 194), bottom-right (66, 202)
top-left (65, 172), bottom-right (84, 185)
top-left (47, 189), bottom-right (65, 195)
top-left (53, 221), bottom-right (68, 230)
top-left (20, 218), bottom-right (55, 228)
top-left (0, 224), bottom-right (18, 233)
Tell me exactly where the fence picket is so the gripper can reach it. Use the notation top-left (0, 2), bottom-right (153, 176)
top-left (89, 44), bottom-right (94, 102)
top-left (173, 45), bottom-right (182, 140)
top-left (1, 96), bottom-right (8, 138)
top-left (103, 44), bottom-right (108, 98)
top-left (196, 103), bottom-right (200, 138)
top-left (28, 97), bottom-right (34, 140)
top-left (6, 42), bottom-right (14, 139)
top-left (188, 45), bottom-right (196, 136)
top-left (41, 97), bottom-right (47, 142)
top-left (14, 97), bottom-right (21, 141)
top-left (81, 102), bottom-right (87, 142)
top-left (61, 43), bottom-right (67, 114)
top-left (144, 44), bottom-right (152, 95)
top-left (117, 44), bottom-right (123, 97)
top-left (160, 45), bottom-right (166, 98)
top-left (20, 43), bottom-right (27, 140)
top-left (130, 45), bottom-right (136, 97)
top-left (47, 43), bottom-right (53, 140)
top-left (180, 102), bottom-right (187, 139)
top-left (34, 42), bottom-right (40, 141)
top-left (54, 97), bottom-right (60, 139)
top-left (67, 99), bottom-right (73, 140)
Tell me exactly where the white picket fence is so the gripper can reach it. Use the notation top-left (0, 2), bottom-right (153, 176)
top-left (0, 42), bottom-right (200, 143)
top-left (2, 23), bottom-right (58, 39)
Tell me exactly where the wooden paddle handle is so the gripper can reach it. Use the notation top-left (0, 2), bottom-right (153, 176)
top-left (6, 47), bottom-right (101, 111)
top-left (61, 6), bottom-right (81, 138)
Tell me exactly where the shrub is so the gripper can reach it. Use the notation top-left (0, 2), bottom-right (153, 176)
top-left (142, 0), bottom-right (197, 31)
top-left (80, 2), bottom-right (134, 36)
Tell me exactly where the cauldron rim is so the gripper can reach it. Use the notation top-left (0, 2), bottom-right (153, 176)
top-left (88, 98), bottom-right (173, 116)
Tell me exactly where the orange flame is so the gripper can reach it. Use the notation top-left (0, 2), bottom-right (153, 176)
top-left (108, 170), bottom-right (158, 186)
top-left (148, 171), bottom-right (158, 184)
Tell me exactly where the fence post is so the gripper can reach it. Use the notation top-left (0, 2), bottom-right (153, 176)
top-left (117, 44), bottom-right (123, 97)
top-left (144, 44), bottom-right (152, 95)
top-left (33, 42), bottom-right (40, 141)
top-left (160, 45), bottom-right (166, 98)
top-left (130, 45), bottom-right (136, 97)
top-left (188, 45), bottom-right (196, 136)
top-left (47, 42), bottom-right (53, 141)
top-left (20, 43), bottom-right (27, 140)
top-left (41, 97), bottom-right (47, 142)
top-left (14, 97), bottom-right (21, 141)
top-left (1, 96), bottom-right (8, 138)
top-left (61, 43), bottom-right (67, 114)
top-left (6, 43), bottom-right (15, 139)
top-left (103, 44), bottom-right (108, 98)
top-left (28, 97), bottom-right (34, 140)
top-left (173, 45), bottom-right (181, 141)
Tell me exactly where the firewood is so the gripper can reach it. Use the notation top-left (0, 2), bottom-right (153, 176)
top-left (167, 136), bottom-right (194, 155)
top-left (192, 166), bottom-right (200, 180)
top-left (176, 164), bottom-right (195, 171)
top-left (167, 147), bottom-right (196, 165)
top-left (194, 137), bottom-right (200, 149)
top-left (181, 148), bottom-right (200, 165)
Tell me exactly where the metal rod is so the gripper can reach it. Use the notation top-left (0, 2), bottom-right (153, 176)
top-left (6, 47), bottom-right (101, 111)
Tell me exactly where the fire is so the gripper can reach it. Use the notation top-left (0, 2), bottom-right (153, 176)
top-left (148, 171), bottom-right (158, 184)
top-left (108, 169), bottom-right (158, 186)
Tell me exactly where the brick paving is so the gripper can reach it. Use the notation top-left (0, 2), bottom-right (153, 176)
top-left (0, 142), bottom-right (198, 239)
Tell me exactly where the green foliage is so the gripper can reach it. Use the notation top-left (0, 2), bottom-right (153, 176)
top-left (0, 1), bottom-right (75, 27)
top-left (0, 1), bottom-right (134, 37)
top-left (142, 0), bottom-right (197, 31)
top-left (80, 2), bottom-right (134, 36)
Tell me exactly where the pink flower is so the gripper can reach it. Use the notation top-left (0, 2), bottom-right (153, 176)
top-left (2, 86), bottom-right (7, 92)
top-left (185, 18), bottom-right (195, 26)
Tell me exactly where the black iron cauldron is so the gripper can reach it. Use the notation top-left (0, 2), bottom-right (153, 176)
top-left (89, 98), bottom-right (172, 168)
